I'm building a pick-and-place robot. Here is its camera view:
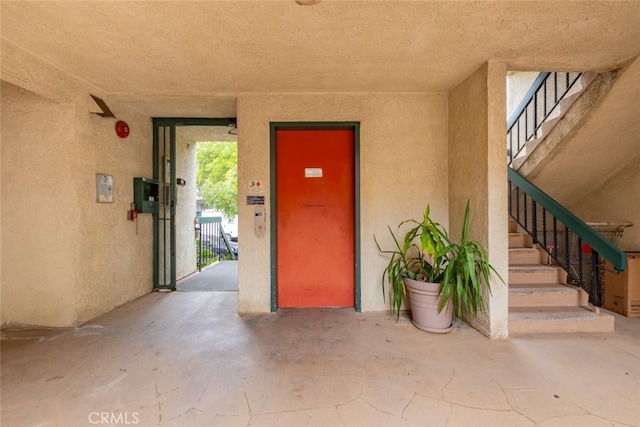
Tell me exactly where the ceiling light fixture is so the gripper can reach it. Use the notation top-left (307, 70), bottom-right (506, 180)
top-left (295, 0), bottom-right (321, 5)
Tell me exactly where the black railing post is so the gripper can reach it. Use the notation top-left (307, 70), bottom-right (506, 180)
top-left (523, 194), bottom-right (528, 230)
top-left (542, 208), bottom-right (548, 253)
top-left (543, 79), bottom-right (548, 119)
top-left (564, 226), bottom-right (571, 273)
top-left (591, 250), bottom-right (601, 307)
top-left (516, 187), bottom-right (521, 225)
top-left (508, 182), bottom-right (512, 215)
top-left (517, 121), bottom-right (522, 154)
top-left (509, 134), bottom-right (514, 164)
top-left (531, 200), bottom-right (538, 245)
top-left (577, 237), bottom-right (584, 284)
top-left (552, 217), bottom-right (558, 264)
top-left (533, 91), bottom-right (538, 139)
top-left (198, 237), bottom-right (202, 272)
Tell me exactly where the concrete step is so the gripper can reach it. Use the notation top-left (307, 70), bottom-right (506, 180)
top-left (509, 283), bottom-right (588, 308)
top-left (510, 119), bottom-right (559, 170)
top-left (509, 264), bottom-right (567, 284)
top-left (511, 155), bottom-right (526, 170)
top-left (537, 117), bottom-right (560, 140)
top-left (525, 133), bottom-right (550, 158)
top-left (509, 247), bottom-right (546, 265)
top-left (577, 71), bottom-right (597, 91)
top-left (505, 190), bottom-right (615, 333)
top-left (509, 233), bottom-right (532, 249)
top-left (509, 306), bottom-right (615, 334)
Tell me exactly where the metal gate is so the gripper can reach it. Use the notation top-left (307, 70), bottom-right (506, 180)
top-left (196, 216), bottom-right (237, 270)
top-left (153, 123), bottom-right (176, 290)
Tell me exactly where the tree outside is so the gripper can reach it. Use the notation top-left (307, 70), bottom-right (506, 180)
top-left (196, 141), bottom-right (238, 220)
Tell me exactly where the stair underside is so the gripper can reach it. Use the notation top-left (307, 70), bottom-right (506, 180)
top-left (510, 72), bottom-right (598, 173)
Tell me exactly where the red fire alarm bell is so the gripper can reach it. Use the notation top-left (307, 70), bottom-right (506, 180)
top-left (115, 121), bottom-right (130, 138)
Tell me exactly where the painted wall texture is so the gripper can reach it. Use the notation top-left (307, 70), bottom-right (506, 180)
top-left (1, 46), bottom-right (154, 327)
top-left (1, 82), bottom-right (78, 326)
top-left (236, 93), bottom-right (449, 313)
top-left (448, 62), bottom-right (509, 338)
top-left (506, 71), bottom-right (539, 120)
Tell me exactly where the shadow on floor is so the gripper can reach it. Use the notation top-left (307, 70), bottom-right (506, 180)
top-left (176, 260), bottom-right (238, 292)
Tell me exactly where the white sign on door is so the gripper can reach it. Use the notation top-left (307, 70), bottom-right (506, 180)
top-left (305, 168), bottom-right (323, 178)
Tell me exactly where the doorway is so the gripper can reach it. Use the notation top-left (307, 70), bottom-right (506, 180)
top-left (152, 118), bottom-right (237, 291)
top-left (271, 123), bottom-right (360, 310)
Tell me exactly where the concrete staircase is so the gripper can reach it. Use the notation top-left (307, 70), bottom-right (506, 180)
top-left (508, 219), bottom-right (615, 334)
top-left (510, 72), bottom-right (598, 171)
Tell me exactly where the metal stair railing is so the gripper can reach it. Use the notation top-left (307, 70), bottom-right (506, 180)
top-left (508, 168), bottom-right (627, 307)
top-left (507, 71), bottom-right (583, 165)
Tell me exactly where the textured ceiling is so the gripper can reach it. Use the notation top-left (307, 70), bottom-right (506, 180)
top-left (2, 1), bottom-right (640, 117)
top-left (177, 126), bottom-right (238, 144)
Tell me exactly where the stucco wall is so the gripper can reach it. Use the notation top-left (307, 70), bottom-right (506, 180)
top-left (570, 154), bottom-right (640, 252)
top-left (1, 44), bottom-right (154, 327)
top-left (73, 105), bottom-right (153, 323)
top-left (236, 93), bottom-right (448, 313)
top-left (175, 129), bottom-right (198, 280)
top-left (1, 82), bottom-right (79, 326)
top-left (448, 62), bottom-right (509, 338)
top-left (506, 71), bottom-right (539, 120)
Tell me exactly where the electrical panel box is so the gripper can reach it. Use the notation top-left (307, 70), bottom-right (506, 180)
top-left (133, 177), bottom-right (159, 214)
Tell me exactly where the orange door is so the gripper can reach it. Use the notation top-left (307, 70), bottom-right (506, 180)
top-left (276, 128), bottom-right (355, 307)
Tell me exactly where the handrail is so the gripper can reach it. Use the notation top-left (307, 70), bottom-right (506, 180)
top-left (507, 73), bottom-right (550, 130)
top-left (507, 72), bottom-right (582, 165)
top-left (509, 168), bottom-right (626, 271)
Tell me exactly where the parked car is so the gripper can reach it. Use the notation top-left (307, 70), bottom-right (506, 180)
top-left (200, 235), bottom-right (238, 259)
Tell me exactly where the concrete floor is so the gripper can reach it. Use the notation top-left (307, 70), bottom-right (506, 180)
top-left (1, 291), bottom-right (639, 427)
top-left (176, 261), bottom-right (238, 292)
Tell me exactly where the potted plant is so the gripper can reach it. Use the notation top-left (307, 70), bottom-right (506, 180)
top-left (375, 201), bottom-right (503, 333)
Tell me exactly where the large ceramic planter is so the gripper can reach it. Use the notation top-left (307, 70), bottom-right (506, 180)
top-left (403, 278), bottom-right (453, 333)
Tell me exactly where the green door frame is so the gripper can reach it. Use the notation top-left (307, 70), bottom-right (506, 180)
top-left (269, 122), bottom-right (361, 312)
top-left (151, 118), bottom-right (236, 290)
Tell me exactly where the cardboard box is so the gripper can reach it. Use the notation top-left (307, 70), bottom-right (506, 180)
top-left (603, 252), bottom-right (640, 317)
